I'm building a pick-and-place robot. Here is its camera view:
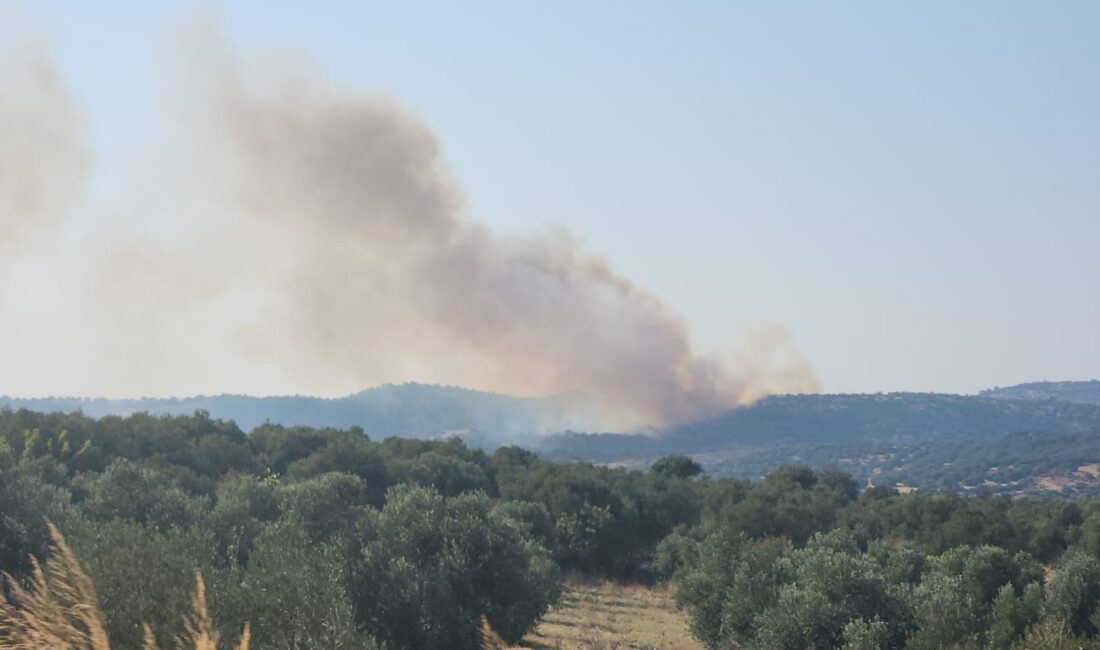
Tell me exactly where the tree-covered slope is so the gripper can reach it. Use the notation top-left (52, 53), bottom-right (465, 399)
top-left (538, 392), bottom-right (1100, 460)
top-left (0, 383), bottom-right (600, 441)
top-left (536, 393), bottom-right (1100, 495)
top-left (10, 387), bottom-right (1100, 497)
top-left (981, 380), bottom-right (1100, 406)
top-left (668, 393), bottom-right (1100, 447)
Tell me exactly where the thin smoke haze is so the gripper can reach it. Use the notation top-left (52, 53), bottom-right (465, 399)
top-left (0, 45), bottom-right (86, 269)
top-left (0, 24), bottom-right (820, 428)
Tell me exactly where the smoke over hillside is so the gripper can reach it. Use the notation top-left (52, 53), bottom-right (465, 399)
top-left (0, 25), bottom-right (819, 428)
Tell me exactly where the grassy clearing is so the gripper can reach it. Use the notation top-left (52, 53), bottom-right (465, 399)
top-left (513, 580), bottom-right (702, 650)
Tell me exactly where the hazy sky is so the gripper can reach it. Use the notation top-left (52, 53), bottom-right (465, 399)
top-left (3, 1), bottom-right (1098, 397)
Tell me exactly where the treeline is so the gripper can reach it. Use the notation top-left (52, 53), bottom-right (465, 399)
top-left (6, 409), bottom-right (1100, 648)
top-left (0, 382), bottom-right (588, 438)
top-left (541, 393), bottom-right (1100, 464)
top-left (981, 380), bottom-right (1100, 406)
top-left (0, 409), bottom-right (696, 648)
top-left (661, 466), bottom-right (1100, 648)
top-left (870, 430), bottom-right (1100, 496)
top-left (537, 393), bottom-right (1100, 494)
top-left (700, 429), bottom-right (1100, 498)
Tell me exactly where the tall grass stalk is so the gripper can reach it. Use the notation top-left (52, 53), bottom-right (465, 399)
top-left (0, 524), bottom-right (249, 650)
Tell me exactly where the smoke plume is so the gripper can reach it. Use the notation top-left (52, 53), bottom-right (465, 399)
top-left (2, 27), bottom-right (820, 429)
top-left (0, 46), bottom-right (86, 266)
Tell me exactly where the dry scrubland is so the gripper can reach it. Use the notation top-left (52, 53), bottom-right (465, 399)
top-left (515, 581), bottom-right (701, 650)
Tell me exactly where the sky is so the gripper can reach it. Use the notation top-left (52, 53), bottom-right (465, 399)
top-left (2, 1), bottom-right (1099, 399)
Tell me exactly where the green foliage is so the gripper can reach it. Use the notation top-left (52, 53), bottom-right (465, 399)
top-left (675, 533), bottom-right (792, 647)
top-left (753, 534), bottom-right (908, 649)
top-left (536, 391), bottom-right (1100, 502)
top-left (208, 475), bottom-right (278, 567)
top-left (699, 465), bottom-right (857, 545)
top-left (285, 434), bottom-right (391, 506)
top-left (15, 407), bottom-right (1100, 650)
top-left (493, 500), bottom-right (556, 550)
top-left (650, 454), bottom-right (703, 479)
top-left (77, 459), bottom-right (209, 531)
top-left (1045, 550), bottom-right (1100, 636)
top-left (842, 617), bottom-right (892, 650)
top-left (275, 472), bottom-right (372, 543)
top-left (988, 582), bottom-right (1043, 649)
top-left (0, 441), bottom-right (75, 577)
top-left (670, 467), bottom-right (1100, 650)
top-left (66, 518), bottom-right (217, 648)
top-left (493, 449), bottom-right (700, 576)
top-left (654, 528), bottom-right (699, 579)
top-left (351, 485), bottom-right (558, 649)
top-left (0, 411), bottom-right (575, 648)
top-left (211, 522), bottom-right (378, 649)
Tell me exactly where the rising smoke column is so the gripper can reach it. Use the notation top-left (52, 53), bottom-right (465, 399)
top-left (0, 25), bottom-right (818, 427)
top-left (177, 29), bottom-right (820, 427)
top-left (0, 46), bottom-right (86, 271)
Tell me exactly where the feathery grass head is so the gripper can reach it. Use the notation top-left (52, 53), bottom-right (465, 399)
top-left (0, 522), bottom-right (111, 649)
top-left (478, 615), bottom-right (508, 650)
top-left (1, 523), bottom-right (248, 650)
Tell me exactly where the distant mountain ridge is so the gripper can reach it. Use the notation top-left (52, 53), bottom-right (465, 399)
top-left (669, 390), bottom-right (1100, 444)
top-left (5, 381), bottom-right (1100, 446)
top-left (0, 383), bottom-right (602, 442)
top-left (536, 391), bottom-right (1100, 460)
top-left (980, 380), bottom-right (1100, 406)
top-left (7, 380), bottom-right (1100, 496)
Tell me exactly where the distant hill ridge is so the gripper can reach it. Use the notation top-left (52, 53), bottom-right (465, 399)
top-left (0, 383), bottom-right (601, 441)
top-left (536, 391), bottom-right (1100, 461)
top-left (7, 379), bottom-right (1100, 496)
top-left (980, 380), bottom-right (1100, 406)
top-left (5, 379), bottom-right (1100, 456)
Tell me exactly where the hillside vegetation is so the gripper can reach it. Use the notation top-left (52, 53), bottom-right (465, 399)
top-left (0, 383), bottom-right (599, 440)
top-left (982, 380), bottom-right (1100, 406)
top-left (539, 392), bottom-right (1100, 496)
top-left (10, 385), bottom-right (1100, 498)
top-left (8, 408), bottom-right (1100, 647)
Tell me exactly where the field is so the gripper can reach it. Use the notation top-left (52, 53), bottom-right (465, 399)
top-left (514, 581), bottom-right (702, 650)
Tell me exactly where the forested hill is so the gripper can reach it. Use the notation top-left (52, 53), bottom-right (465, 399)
top-left (539, 392), bottom-right (1100, 460)
top-left (10, 407), bottom-right (1100, 648)
top-left (536, 393), bottom-right (1100, 495)
top-left (0, 383), bottom-right (599, 441)
top-left (8, 388), bottom-right (1100, 447)
top-left (9, 386), bottom-right (1100, 495)
top-left (980, 380), bottom-right (1100, 406)
top-left (668, 392), bottom-right (1100, 447)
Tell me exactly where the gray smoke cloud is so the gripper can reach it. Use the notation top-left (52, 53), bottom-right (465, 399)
top-left (178, 31), bottom-right (820, 427)
top-left (2, 26), bottom-right (820, 428)
top-left (0, 46), bottom-right (86, 267)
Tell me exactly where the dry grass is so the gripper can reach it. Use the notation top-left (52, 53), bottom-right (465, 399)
top-left (512, 580), bottom-right (702, 650)
top-left (480, 615), bottom-right (510, 650)
top-left (0, 523), bottom-right (110, 649)
top-left (0, 524), bottom-right (249, 650)
top-left (143, 573), bottom-right (250, 650)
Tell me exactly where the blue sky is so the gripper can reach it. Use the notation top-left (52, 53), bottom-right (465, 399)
top-left (5, 1), bottom-right (1099, 395)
